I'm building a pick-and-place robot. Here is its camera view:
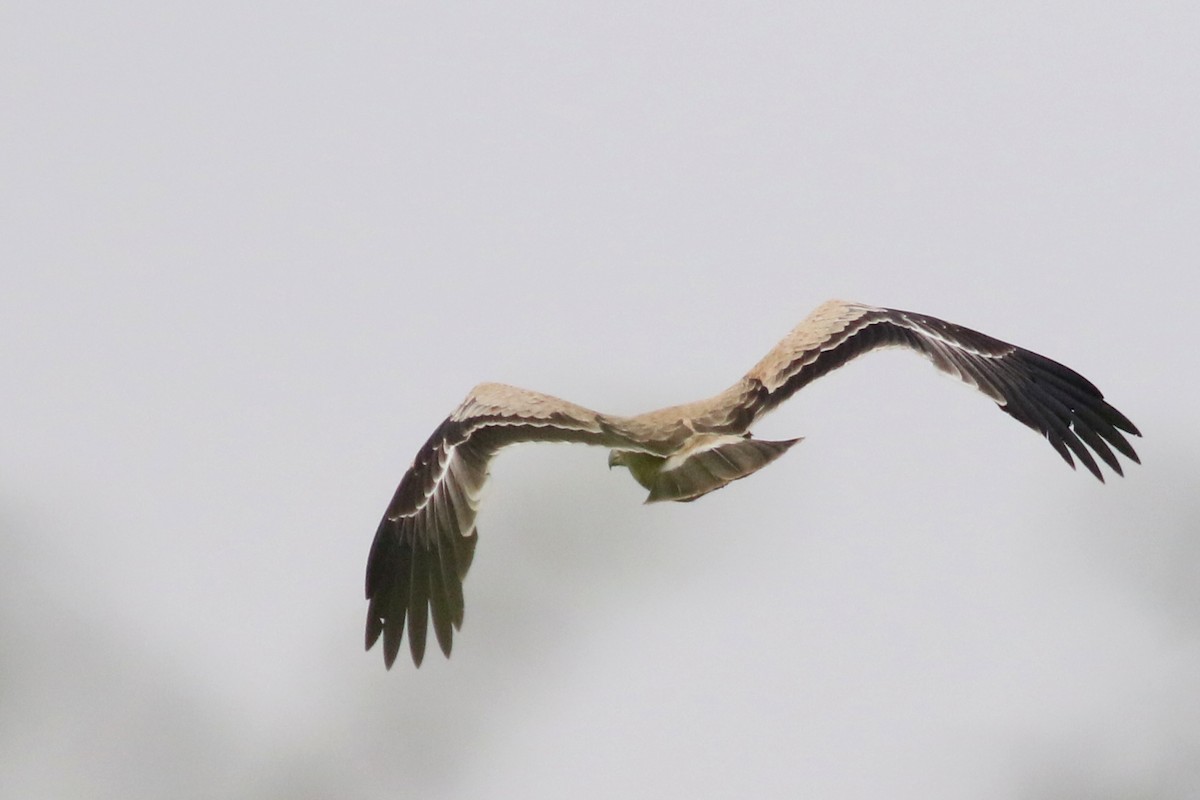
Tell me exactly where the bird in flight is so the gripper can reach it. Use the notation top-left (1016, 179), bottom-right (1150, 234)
top-left (365, 299), bottom-right (1140, 668)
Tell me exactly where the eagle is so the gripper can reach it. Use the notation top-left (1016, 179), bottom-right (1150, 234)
top-left (365, 299), bottom-right (1140, 667)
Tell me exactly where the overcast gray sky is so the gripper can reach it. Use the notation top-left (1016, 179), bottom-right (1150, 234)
top-left (4, 2), bottom-right (1198, 798)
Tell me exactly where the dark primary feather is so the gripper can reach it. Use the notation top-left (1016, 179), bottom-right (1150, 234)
top-left (365, 417), bottom-right (486, 668)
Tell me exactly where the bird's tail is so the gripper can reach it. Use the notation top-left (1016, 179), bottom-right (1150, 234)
top-left (646, 436), bottom-right (802, 503)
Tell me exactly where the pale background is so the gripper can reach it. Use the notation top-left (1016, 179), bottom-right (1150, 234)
top-left (3, 3), bottom-right (1198, 798)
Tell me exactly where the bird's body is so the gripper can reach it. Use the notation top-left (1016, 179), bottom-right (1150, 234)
top-left (365, 300), bottom-right (1140, 668)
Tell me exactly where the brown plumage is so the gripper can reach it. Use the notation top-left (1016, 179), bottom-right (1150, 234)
top-left (365, 300), bottom-right (1140, 667)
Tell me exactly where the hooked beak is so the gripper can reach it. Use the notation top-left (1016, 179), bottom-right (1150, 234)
top-left (607, 451), bottom-right (623, 470)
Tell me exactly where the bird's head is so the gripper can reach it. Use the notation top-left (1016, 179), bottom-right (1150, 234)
top-left (606, 449), bottom-right (664, 493)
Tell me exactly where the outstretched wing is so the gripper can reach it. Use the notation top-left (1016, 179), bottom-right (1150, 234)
top-left (742, 300), bottom-right (1141, 479)
top-left (365, 383), bottom-right (626, 668)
